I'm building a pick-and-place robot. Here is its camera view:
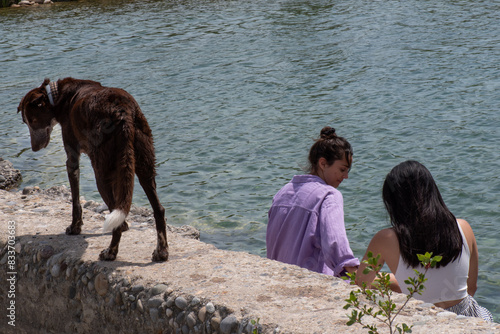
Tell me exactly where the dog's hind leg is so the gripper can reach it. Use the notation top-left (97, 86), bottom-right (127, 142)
top-left (135, 130), bottom-right (168, 262)
top-left (97, 173), bottom-right (131, 261)
top-left (96, 133), bottom-right (135, 261)
top-left (138, 172), bottom-right (169, 262)
top-left (64, 145), bottom-right (84, 235)
top-left (99, 222), bottom-right (129, 261)
top-left (96, 170), bottom-right (133, 261)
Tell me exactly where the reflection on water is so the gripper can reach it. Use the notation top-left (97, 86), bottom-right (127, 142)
top-left (1, 0), bottom-right (499, 320)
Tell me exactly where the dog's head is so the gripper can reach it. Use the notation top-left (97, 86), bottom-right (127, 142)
top-left (18, 78), bottom-right (58, 152)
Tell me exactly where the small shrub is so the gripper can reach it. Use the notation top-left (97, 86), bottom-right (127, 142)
top-left (343, 252), bottom-right (442, 334)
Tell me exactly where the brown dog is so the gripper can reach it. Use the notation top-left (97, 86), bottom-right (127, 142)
top-left (18, 78), bottom-right (169, 262)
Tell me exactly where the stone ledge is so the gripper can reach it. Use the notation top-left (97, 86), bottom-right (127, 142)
top-left (0, 187), bottom-right (498, 334)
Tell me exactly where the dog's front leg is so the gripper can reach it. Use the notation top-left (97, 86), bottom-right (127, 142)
top-left (65, 146), bottom-right (83, 235)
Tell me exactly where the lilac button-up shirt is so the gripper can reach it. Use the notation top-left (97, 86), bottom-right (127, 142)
top-left (266, 174), bottom-right (360, 277)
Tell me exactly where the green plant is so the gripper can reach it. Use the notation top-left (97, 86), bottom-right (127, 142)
top-left (343, 252), bottom-right (442, 334)
top-left (250, 317), bottom-right (260, 334)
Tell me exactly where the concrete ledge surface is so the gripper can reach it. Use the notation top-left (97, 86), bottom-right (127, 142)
top-left (0, 187), bottom-right (498, 333)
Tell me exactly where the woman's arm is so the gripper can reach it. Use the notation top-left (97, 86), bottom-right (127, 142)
top-left (457, 219), bottom-right (478, 296)
top-left (355, 228), bottom-right (401, 292)
top-left (319, 193), bottom-right (360, 276)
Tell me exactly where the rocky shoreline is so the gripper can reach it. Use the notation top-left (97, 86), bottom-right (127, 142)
top-left (0, 158), bottom-right (21, 191)
top-left (2, 0), bottom-right (54, 8)
top-left (0, 159), bottom-right (498, 333)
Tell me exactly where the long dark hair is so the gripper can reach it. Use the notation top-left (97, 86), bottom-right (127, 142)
top-left (307, 126), bottom-right (353, 174)
top-left (382, 160), bottom-right (463, 268)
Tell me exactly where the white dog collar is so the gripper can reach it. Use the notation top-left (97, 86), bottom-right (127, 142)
top-left (45, 82), bottom-right (58, 106)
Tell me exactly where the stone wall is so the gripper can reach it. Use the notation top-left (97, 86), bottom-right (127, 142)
top-left (0, 163), bottom-right (498, 333)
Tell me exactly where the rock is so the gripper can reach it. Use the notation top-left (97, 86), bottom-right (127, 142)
top-left (149, 308), bottom-right (159, 322)
top-left (131, 284), bottom-right (144, 293)
top-left (83, 200), bottom-right (97, 209)
top-left (175, 296), bottom-right (188, 310)
top-left (47, 252), bottom-right (64, 267)
top-left (148, 296), bottom-right (163, 308)
top-left (39, 245), bottom-right (55, 259)
top-left (136, 299), bottom-right (144, 313)
top-left (205, 302), bottom-right (215, 314)
top-left (167, 225), bottom-right (200, 240)
top-left (22, 186), bottom-right (40, 195)
top-left (151, 283), bottom-right (168, 296)
top-left (42, 186), bottom-right (71, 198)
top-left (186, 312), bottom-right (197, 328)
top-left (437, 311), bottom-right (457, 318)
top-left (176, 311), bottom-right (185, 324)
top-left (94, 273), bottom-right (108, 296)
top-left (0, 158), bottom-right (21, 190)
top-left (114, 292), bottom-right (123, 306)
top-left (94, 204), bottom-right (108, 213)
top-left (166, 296), bottom-right (175, 307)
top-left (68, 285), bottom-right (76, 299)
top-left (220, 315), bottom-right (238, 334)
top-left (198, 306), bottom-right (207, 322)
top-left (51, 264), bottom-right (61, 277)
top-left (210, 316), bottom-right (221, 331)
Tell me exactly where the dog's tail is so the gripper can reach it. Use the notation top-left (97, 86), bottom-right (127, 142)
top-left (101, 108), bottom-right (136, 233)
top-left (103, 210), bottom-right (128, 233)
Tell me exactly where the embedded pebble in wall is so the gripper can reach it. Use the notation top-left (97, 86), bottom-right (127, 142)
top-left (205, 302), bottom-right (215, 314)
top-left (51, 264), bottom-right (61, 277)
top-left (149, 308), bottom-right (159, 322)
top-left (151, 283), bottom-right (168, 296)
top-left (94, 273), bottom-right (108, 296)
top-left (175, 296), bottom-right (188, 310)
top-left (136, 299), bottom-right (144, 313)
top-left (186, 312), bottom-right (197, 328)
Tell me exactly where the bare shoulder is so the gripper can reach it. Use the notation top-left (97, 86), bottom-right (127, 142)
top-left (457, 218), bottom-right (473, 233)
top-left (457, 218), bottom-right (477, 251)
top-left (457, 218), bottom-right (476, 241)
top-left (366, 228), bottom-right (399, 258)
top-left (372, 228), bottom-right (398, 244)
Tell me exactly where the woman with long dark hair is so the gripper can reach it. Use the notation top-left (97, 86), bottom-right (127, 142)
top-left (356, 160), bottom-right (492, 321)
top-left (266, 126), bottom-right (359, 277)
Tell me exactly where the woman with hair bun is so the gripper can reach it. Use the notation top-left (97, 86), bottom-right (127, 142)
top-left (266, 126), bottom-right (360, 277)
top-left (356, 160), bottom-right (493, 322)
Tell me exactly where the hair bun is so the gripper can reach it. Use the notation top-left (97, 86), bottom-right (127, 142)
top-left (320, 126), bottom-right (337, 139)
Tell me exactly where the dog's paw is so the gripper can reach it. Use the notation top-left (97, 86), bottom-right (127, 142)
top-left (99, 248), bottom-right (117, 261)
top-left (66, 224), bottom-right (82, 235)
top-left (152, 248), bottom-right (169, 262)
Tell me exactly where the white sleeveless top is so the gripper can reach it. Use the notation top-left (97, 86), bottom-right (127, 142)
top-left (394, 221), bottom-right (469, 303)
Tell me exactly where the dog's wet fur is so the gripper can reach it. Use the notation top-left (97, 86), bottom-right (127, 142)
top-left (18, 78), bottom-right (169, 262)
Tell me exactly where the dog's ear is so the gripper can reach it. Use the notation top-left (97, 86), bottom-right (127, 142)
top-left (41, 78), bottom-right (50, 88)
top-left (30, 94), bottom-right (44, 107)
top-left (17, 96), bottom-right (24, 114)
